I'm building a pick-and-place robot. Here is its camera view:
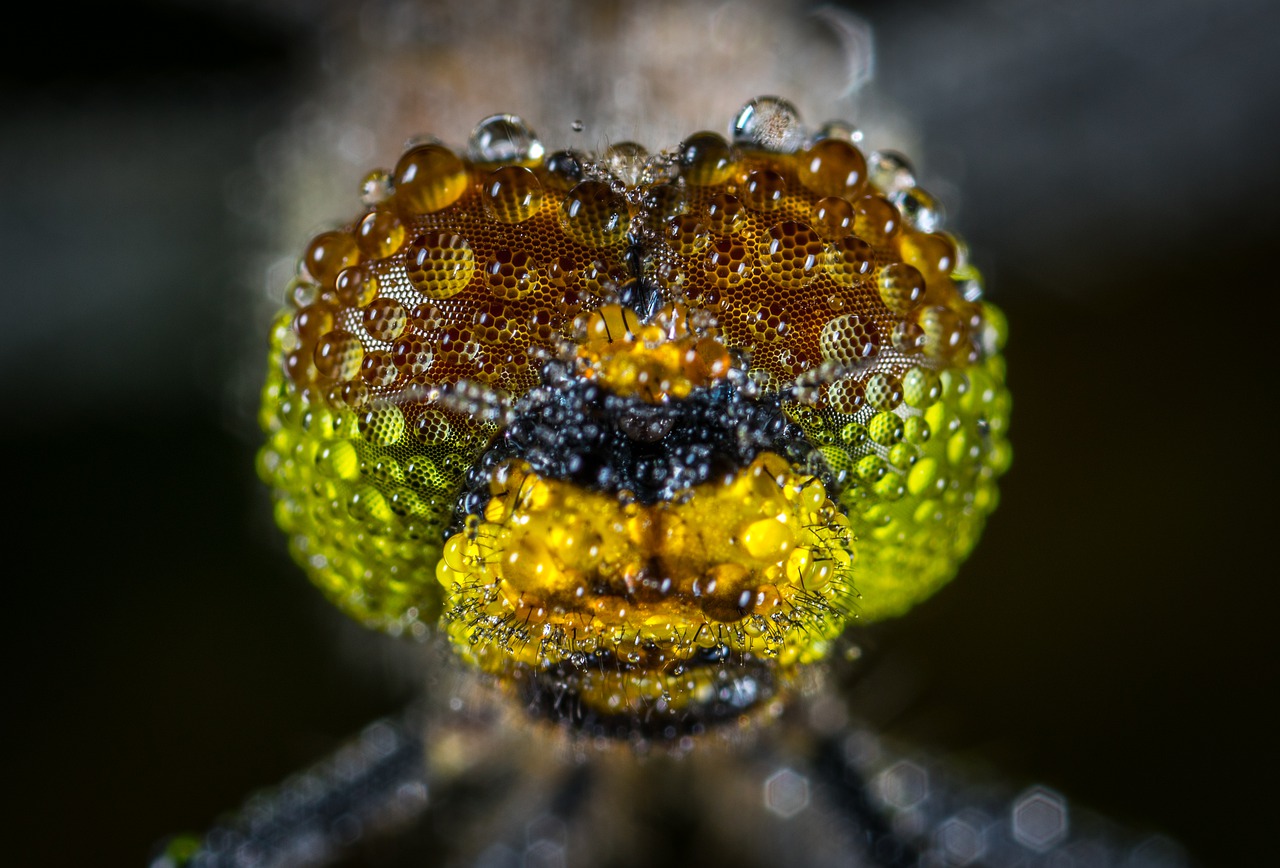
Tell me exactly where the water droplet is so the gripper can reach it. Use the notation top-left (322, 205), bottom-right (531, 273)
top-left (743, 169), bottom-right (787, 211)
top-left (293, 303), bottom-right (335, 343)
top-left (484, 249), bottom-right (539, 299)
top-left (481, 165), bottom-right (544, 224)
top-left (810, 197), bottom-right (854, 241)
top-left (571, 119), bottom-right (584, 133)
top-left (741, 517), bottom-right (793, 560)
top-left (798, 138), bottom-right (867, 199)
top-left (355, 208), bottom-right (406, 259)
top-left (731, 96), bottom-right (806, 153)
top-left (360, 350), bottom-right (397, 386)
top-left (360, 169), bottom-right (393, 205)
top-left (892, 319), bottom-right (926, 354)
top-left (914, 305), bottom-right (968, 360)
top-left (825, 235), bottom-right (876, 285)
top-left (877, 262), bottom-right (926, 315)
top-left (902, 366), bottom-right (941, 409)
top-left (393, 336), bottom-right (435, 377)
top-left (679, 131), bottom-right (736, 186)
top-left (812, 119), bottom-right (862, 144)
top-left (854, 195), bottom-right (901, 238)
top-left (394, 143), bottom-right (468, 214)
top-left (820, 314), bottom-right (880, 365)
top-left (467, 114), bottom-right (545, 164)
top-left (559, 180), bottom-right (629, 248)
top-left (667, 214), bottom-right (711, 256)
top-left (405, 231), bottom-right (475, 299)
top-left (898, 232), bottom-right (957, 277)
top-left (957, 267), bottom-right (983, 304)
top-left (705, 192), bottom-right (744, 235)
top-left (890, 187), bottom-right (945, 233)
top-left (867, 150), bottom-right (916, 193)
top-left (864, 372), bottom-right (903, 411)
top-left (758, 221), bottom-right (823, 289)
top-left (359, 402), bottom-right (406, 446)
top-left (706, 237), bottom-right (749, 290)
top-left (544, 150), bottom-right (585, 190)
top-left (362, 297), bottom-right (408, 342)
top-left (302, 231), bottom-right (359, 289)
top-left (604, 142), bottom-right (649, 186)
top-left (313, 330), bottom-right (364, 382)
top-left (334, 265), bottom-right (378, 308)
top-left (640, 183), bottom-right (687, 227)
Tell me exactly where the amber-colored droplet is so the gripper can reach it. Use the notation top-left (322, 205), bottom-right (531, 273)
top-left (283, 348), bottom-right (315, 384)
top-left (877, 262), bottom-right (927, 315)
top-left (642, 183), bottom-right (686, 223)
top-left (485, 249), bottom-right (538, 299)
top-left (337, 380), bottom-right (368, 408)
top-left (825, 235), bottom-right (876, 286)
top-left (743, 170), bottom-right (786, 211)
top-left (798, 138), bottom-right (867, 199)
top-left (854, 195), bottom-right (901, 239)
top-left (293, 303), bottom-right (335, 343)
top-left (705, 238), bottom-right (750, 289)
top-left (819, 314), bottom-right (880, 365)
top-left (892, 319), bottom-right (926, 354)
top-left (679, 131), bottom-right (736, 186)
top-left (393, 143), bottom-right (469, 214)
top-left (482, 165), bottom-right (545, 224)
top-left (864, 372), bottom-right (904, 411)
top-left (302, 231), bottom-right (359, 289)
top-left (313, 330), bottom-right (364, 381)
top-left (360, 349), bottom-right (398, 386)
top-left (406, 232), bottom-right (475, 299)
top-left (545, 255), bottom-right (577, 289)
top-left (333, 265), bottom-right (377, 308)
top-left (355, 209), bottom-right (407, 259)
top-left (810, 196), bottom-right (855, 241)
top-left (758, 221), bottom-right (823, 289)
top-left (667, 214), bottom-right (711, 256)
top-left (826, 379), bottom-right (864, 414)
top-left (544, 149), bottom-right (585, 190)
top-left (362, 297), bottom-right (408, 342)
top-left (560, 180), bottom-right (629, 248)
top-left (898, 232), bottom-right (958, 278)
top-left (705, 192), bottom-right (744, 235)
top-left (392, 336), bottom-right (435, 377)
top-left (914, 305), bottom-right (969, 361)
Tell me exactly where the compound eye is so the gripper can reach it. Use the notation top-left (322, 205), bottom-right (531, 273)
top-left (258, 99), bottom-right (1012, 731)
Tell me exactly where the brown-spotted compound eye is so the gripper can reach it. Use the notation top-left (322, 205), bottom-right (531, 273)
top-left (258, 102), bottom-right (1011, 735)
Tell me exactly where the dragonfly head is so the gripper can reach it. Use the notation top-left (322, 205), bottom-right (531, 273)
top-left (259, 105), bottom-right (1011, 735)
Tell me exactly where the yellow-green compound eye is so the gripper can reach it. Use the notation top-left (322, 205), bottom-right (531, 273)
top-left (258, 104), bottom-right (1011, 726)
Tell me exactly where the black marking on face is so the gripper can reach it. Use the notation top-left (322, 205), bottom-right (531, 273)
top-left (510, 648), bottom-right (781, 740)
top-left (456, 362), bottom-right (820, 522)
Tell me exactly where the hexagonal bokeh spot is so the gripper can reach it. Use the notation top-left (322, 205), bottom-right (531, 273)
top-left (1011, 786), bottom-right (1069, 852)
top-left (763, 767), bottom-right (811, 819)
top-left (1129, 834), bottom-right (1189, 868)
top-left (523, 839), bottom-right (566, 868)
top-left (936, 815), bottom-right (986, 866)
top-left (876, 759), bottom-right (929, 810)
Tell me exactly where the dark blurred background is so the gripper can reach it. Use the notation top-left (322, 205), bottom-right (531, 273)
top-left (4, 1), bottom-right (1278, 865)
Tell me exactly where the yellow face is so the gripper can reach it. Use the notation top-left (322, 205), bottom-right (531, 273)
top-left (258, 108), bottom-right (1011, 733)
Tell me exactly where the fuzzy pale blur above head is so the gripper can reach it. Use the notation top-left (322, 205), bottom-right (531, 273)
top-left (261, 0), bottom-right (905, 262)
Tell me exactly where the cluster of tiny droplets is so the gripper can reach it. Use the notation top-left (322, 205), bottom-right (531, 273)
top-left (258, 99), bottom-right (1011, 702)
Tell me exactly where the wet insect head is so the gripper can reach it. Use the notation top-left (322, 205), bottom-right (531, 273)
top-left (258, 99), bottom-right (1012, 736)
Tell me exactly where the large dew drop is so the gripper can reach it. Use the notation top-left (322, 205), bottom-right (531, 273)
top-left (467, 114), bottom-right (545, 164)
top-left (731, 96), bottom-right (806, 153)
